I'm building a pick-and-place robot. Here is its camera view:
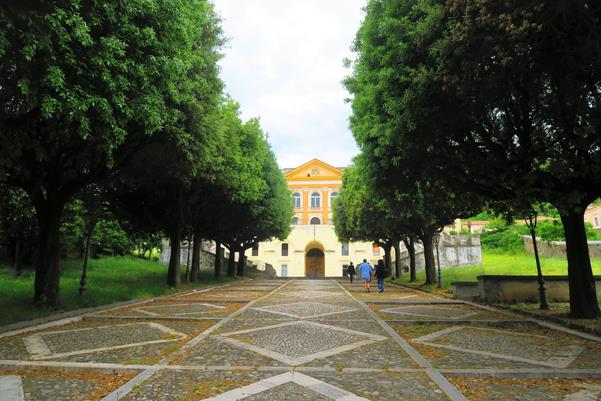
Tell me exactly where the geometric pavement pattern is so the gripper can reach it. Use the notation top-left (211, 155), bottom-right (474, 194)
top-left (199, 372), bottom-right (369, 401)
top-left (218, 320), bottom-right (387, 365)
top-left (412, 325), bottom-right (584, 368)
top-left (252, 302), bottom-right (357, 319)
top-left (380, 304), bottom-right (478, 320)
top-left (280, 290), bottom-right (341, 299)
top-left (2, 279), bottom-right (601, 401)
top-left (134, 303), bottom-right (226, 317)
top-left (21, 322), bottom-right (187, 360)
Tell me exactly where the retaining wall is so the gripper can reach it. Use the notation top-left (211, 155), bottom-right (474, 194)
top-left (452, 275), bottom-right (601, 303)
top-left (522, 235), bottom-right (601, 259)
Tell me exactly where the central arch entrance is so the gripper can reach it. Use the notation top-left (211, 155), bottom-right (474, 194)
top-left (305, 241), bottom-right (325, 278)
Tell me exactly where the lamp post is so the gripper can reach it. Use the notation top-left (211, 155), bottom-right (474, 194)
top-left (433, 232), bottom-right (442, 288)
top-left (525, 210), bottom-right (549, 310)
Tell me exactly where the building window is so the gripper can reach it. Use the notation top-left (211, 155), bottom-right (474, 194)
top-left (596, 217), bottom-right (599, 227)
top-left (330, 192), bottom-right (338, 207)
top-left (372, 243), bottom-right (380, 256)
top-left (310, 216), bottom-right (321, 225)
top-left (292, 192), bottom-right (301, 209)
top-left (310, 192), bottom-right (321, 208)
top-left (281, 264), bottom-right (288, 277)
top-left (281, 243), bottom-right (289, 256)
top-left (341, 242), bottom-right (349, 256)
top-left (252, 243), bottom-right (259, 256)
top-left (292, 216), bottom-right (300, 225)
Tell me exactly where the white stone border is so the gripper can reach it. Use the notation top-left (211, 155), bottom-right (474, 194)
top-left (218, 320), bottom-right (386, 365)
top-left (252, 302), bottom-right (357, 319)
top-left (413, 326), bottom-right (584, 368)
top-left (282, 290), bottom-right (340, 299)
top-left (0, 375), bottom-right (24, 401)
top-left (133, 303), bottom-right (226, 317)
top-left (21, 323), bottom-right (186, 360)
top-left (199, 371), bottom-right (369, 401)
top-left (380, 305), bottom-right (479, 320)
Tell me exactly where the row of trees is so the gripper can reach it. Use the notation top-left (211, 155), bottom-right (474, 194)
top-left (334, 154), bottom-right (479, 285)
top-left (340, 0), bottom-right (601, 317)
top-left (0, 1), bottom-right (292, 307)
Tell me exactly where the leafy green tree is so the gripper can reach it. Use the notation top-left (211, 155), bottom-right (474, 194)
top-left (0, 0), bottom-right (223, 306)
top-left (334, 163), bottom-right (398, 277)
top-left (0, 185), bottom-right (37, 274)
top-left (112, 130), bottom-right (204, 287)
top-left (233, 142), bottom-right (292, 276)
top-left (202, 113), bottom-right (292, 278)
top-left (345, 0), bottom-right (601, 316)
top-left (185, 100), bottom-right (267, 281)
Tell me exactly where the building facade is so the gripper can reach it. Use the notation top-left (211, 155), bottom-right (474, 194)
top-left (585, 204), bottom-right (601, 231)
top-left (246, 159), bottom-right (382, 278)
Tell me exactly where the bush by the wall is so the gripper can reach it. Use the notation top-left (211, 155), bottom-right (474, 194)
top-left (481, 219), bottom-right (601, 253)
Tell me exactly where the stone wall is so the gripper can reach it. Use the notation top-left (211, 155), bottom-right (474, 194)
top-left (522, 235), bottom-right (601, 258)
top-left (452, 275), bottom-right (601, 303)
top-left (160, 240), bottom-right (276, 279)
top-left (395, 234), bottom-right (482, 272)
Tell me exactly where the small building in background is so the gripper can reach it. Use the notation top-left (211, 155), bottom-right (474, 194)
top-left (585, 204), bottom-right (601, 231)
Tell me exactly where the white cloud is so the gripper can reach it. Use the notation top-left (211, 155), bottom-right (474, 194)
top-left (213, 0), bottom-right (365, 168)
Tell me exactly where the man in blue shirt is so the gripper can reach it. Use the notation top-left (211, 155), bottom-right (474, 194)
top-left (358, 259), bottom-right (373, 292)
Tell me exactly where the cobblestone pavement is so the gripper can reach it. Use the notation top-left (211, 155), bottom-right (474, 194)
top-left (3, 280), bottom-right (601, 400)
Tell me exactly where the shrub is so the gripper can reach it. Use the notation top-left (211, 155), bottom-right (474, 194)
top-left (480, 226), bottom-right (526, 253)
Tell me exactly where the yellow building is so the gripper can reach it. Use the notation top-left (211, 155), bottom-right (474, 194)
top-left (246, 159), bottom-right (382, 277)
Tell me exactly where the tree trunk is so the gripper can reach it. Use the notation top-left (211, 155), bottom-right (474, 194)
top-left (167, 229), bottom-right (181, 287)
top-left (227, 245), bottom-right (236, 277)
top-left (408, 238), bottom-right (417, 282)
top-left (421, 231), bottom-right (436, 285)
top-left (403, 237), bottom-right (417, 282)
top-left (33, 199), bottom-right (65, 308)
top-left (393, 241), bottom-right (402, 279)
top-left (190, 230), bottom-right (202, 282)
top-left (13, 238), bottom-right (22, 276)
top-left (237, 249), bottom-right (246, 277)
top-left (561, 210), bottom-right (600, 318)
top-left (184, 238), bottom-right (191, 283)
top-left (383, 243), bottom-right (392, 277)
top-left (79, 220), bottom-right (96, 296)
top-left (214, 240), bottom-right (222, 278)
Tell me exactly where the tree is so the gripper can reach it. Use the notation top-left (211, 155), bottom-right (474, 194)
top-left (212, 117), bottom-right (292, 278)
top-left (334, 159), bottom-right (405, 278)
top-left (185, 100), bottom-right (266, 280)
top-left (346, 0), bottom-right (601, 317)
top-left (0, 0), bottom-right (223, 306)
top-left (0, 185), bottom-right (36, 275)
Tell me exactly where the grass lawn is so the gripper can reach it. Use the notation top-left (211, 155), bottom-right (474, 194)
top-left (0, 256), bottom-right (237, 327)
top-left (391, 250), bottom-right (601, 291)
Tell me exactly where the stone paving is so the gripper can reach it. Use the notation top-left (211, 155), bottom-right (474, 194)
top-left (4, 280), bottom-right (601, 400)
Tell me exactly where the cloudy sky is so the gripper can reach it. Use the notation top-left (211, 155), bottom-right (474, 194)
top-left (213, 0), bottom-right (365, 169)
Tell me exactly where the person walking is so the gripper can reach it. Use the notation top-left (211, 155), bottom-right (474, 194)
top-left (358, 259), bottom-right (373, 292)
top-left (375, 259), bottom-right (386, 293)
top-left (347, 262), bottom-right (356, 283)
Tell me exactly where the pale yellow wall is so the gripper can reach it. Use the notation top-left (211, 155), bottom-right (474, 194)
top-left (246, 225), bottom-right (381, 277)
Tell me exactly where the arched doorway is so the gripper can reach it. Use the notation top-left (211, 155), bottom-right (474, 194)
top-left (305, 241), bottom-right (325, 278)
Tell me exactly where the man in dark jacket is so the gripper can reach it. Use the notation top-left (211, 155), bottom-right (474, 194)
top-left (375, 259), bottom-right (386, 293)
top-left (347, 262), bottom-right (356, 283)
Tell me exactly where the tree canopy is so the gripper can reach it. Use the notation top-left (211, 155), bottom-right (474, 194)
top-left (345, 0), bottom-right (601, 317)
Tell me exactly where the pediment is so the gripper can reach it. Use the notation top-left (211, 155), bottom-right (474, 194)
top-left (285, 159), bottom-right (343, 181)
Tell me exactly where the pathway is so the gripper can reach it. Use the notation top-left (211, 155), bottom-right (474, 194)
top-left (2, 279), bottom-right (601, 400)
